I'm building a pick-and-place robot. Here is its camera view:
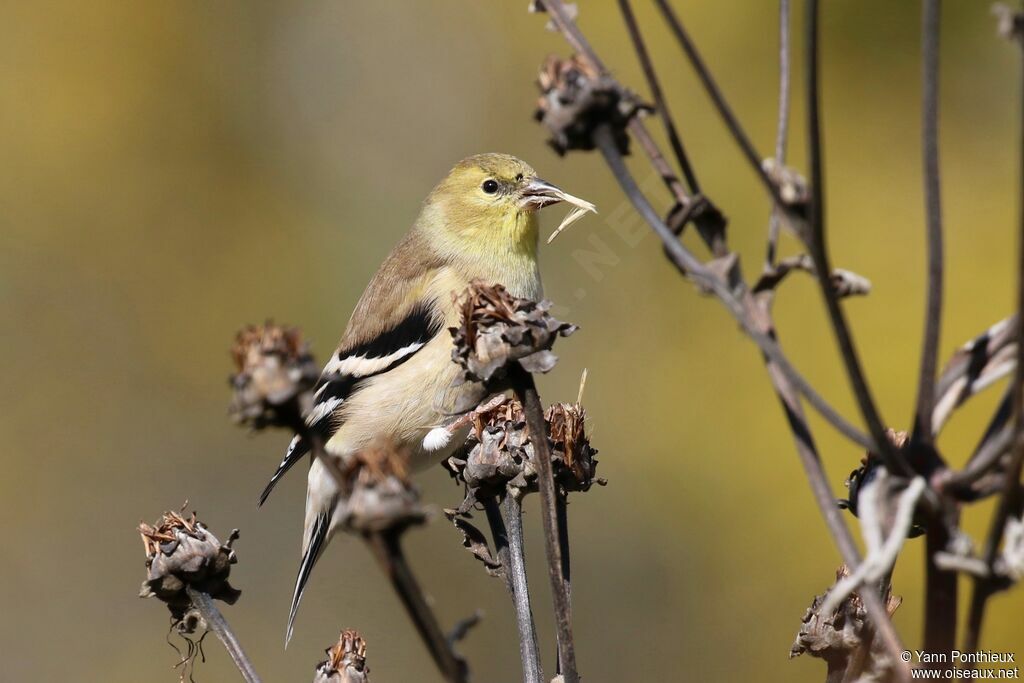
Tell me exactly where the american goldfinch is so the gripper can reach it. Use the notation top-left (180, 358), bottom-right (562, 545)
top-left (258, 153), bottom-right (595, 643)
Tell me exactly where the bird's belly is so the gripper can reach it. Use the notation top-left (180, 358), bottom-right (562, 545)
top-left (325, 334), bottom-right (483, 470)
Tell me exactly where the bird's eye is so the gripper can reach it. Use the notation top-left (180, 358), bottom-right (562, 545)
top-left (515, 173), bottom-right (523, 182)
top-left (482, 179), bottom-right (499, 194)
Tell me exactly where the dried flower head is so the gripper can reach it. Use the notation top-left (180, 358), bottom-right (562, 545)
top-left (313, 629), bottom-right (370, 683)
top-left (446, 399), bottom-right (535, 505)
top-left (545, 401), bottom-right (600, 493)
top-left (446, 397), bottom-right (602, 510)
top-left (337, 438), bottom-right (427, 534)
top-left (138, 508), bottom-right (240, 623)
top-left (535, 54), bottom-right (644, 156)
top-left (791, 565), bottom-right (902, 678)
top-left (450, 281), bottom-right (577, 386)
top-left (229, 322), bottom-right (319, 429)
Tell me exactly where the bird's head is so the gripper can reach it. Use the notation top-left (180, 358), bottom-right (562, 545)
top-left (420, 153), bottom-right (594, 258)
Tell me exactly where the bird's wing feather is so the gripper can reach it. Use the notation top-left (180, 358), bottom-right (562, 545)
top-left (258, 233), bottom-right (447, 505)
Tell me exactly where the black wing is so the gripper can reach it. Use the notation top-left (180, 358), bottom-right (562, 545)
top-left (257, 303), bottom-right (442, 505)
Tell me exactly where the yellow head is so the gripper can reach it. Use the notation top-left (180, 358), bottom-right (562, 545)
top-left (417, 153), bottom-right (584, 259)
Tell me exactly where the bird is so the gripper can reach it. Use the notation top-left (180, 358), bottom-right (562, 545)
top-left (257, 153), bottom-right (595, 644)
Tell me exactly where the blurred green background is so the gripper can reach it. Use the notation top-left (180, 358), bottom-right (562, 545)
top-left (2, 1), bottom-right (1023, 681)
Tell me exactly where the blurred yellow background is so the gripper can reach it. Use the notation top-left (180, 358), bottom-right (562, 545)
top-left (2, 1), bottom-right (1022, 681)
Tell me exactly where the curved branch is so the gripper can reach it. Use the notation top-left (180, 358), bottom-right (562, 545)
top-left (914, 0), bottom-right (945, 445)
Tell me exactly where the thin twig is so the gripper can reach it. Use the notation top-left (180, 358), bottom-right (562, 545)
top-left (650, 0), bottom-right (781, 202)
top-left (185, 586), bottom-right (262, 683)
top-left (365, 530), bottom-right (467, 683)
top-left (627, 119), bottom-right (728, 256)
top-left (508, 364), bottom-right (578, 683)
top-left (766, 0), bottom-right (792, 269)
top-left (484, 496), bottom-right (543, 683)
top-left (915, 0), bottom-right (958, 660)
top-left (914, 0), bottom-right (945, 445)
top-left (554, 492), bottom-right (572, 677)
top-left (803, 0), bottom-right (910, 476)
top-left (617, 0), bottom-right (700, 193)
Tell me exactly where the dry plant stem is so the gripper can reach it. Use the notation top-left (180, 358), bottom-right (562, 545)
top-left (508, 364), bottom-right (578, 683)
top-left (965, 34), bottom-right (1024, 654)
top-left (766, 0), bottom-right (792, 268)
top-left (185, 586), bottom-right (262, 683)
top-left (804, 0), bottom-right (909, 476)
top-left (914, 0), bottom-right (945, 444)
top-left (484, 496), bottom-right (543, 683)
top-left (627, 119), bottom-right (727, 257)
top-left (650, 0), bottom-right (781, 202)
top-left (594, 125), bottom-right (909, 679)
top-left (916, 0), bottom-right (958, 661)
top-left (616, 0), bottom-right (700, 193)
top-left (925, 518), bottom-right (958, 662)
top-left (615, 4), bottom-right (727, 257)
top-left (553, 493), bottom-right (573, 676)
top-left (365, 531), bottom-right (467, 683)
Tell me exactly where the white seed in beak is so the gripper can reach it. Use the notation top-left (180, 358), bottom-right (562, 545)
top-left (520, 179), bottom-right (598, 243)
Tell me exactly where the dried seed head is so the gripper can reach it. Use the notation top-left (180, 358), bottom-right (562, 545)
top-left (138, 507), bottom-right (240, 622)
top-left (313, 629), bottom-right (370, 683)
top-left (446, 397), bottom-right (603, 510)
top-left (791, 565), bottom-right (902, 675)
top-left (337, 438), bottom-right (427, 534)
top-left (535, 54), bottom-right (644, 156)
top-left (545, 401), bottom-right (600, 493)
top-left (229, 322), bottom-right (319, 430)
top-left (450, 281), bottom-right (577, 386)
top-left (446, 399), bottom-right (533, 504)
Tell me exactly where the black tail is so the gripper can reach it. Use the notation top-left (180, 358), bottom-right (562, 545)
top-left (258, 434), bottom-right (310, 506)
top-left (285, 508), bottom-right (330, 647)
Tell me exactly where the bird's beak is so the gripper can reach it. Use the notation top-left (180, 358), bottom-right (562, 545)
top-left (519, 178), bottom-right (568, 210)
top-left (520, 178), bottom-right (598, 243)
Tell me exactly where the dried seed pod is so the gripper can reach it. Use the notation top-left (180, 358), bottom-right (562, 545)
top-left (545, 401), bottom-right (600, 493)
top-left (138, 509), bottom-right (240, 623)
top-left (229, 322), bottom-right (319, 429)
top-left (446, 399), bottom-right (535, 504)
top-left (337, 438), bottom-right (427, 534)
top-left (446, 398), bottom-right (602, 510)
top-left (313, 629), bottom-right (370, 683)
top-left (450, 281), bottom-right (577, 386)
top-left (535, 54), bottom-right (644, 156)
top-left (790, 565), bottom-right (902, 679)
